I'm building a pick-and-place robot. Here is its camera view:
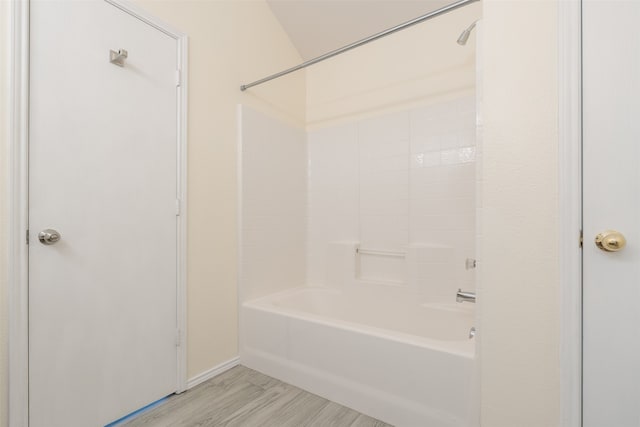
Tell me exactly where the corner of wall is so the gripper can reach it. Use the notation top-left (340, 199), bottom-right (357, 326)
top-left (131, 0), bottom-right (307, 380)
top-left (478, 1), bottom-right (560, 426)
top-left (0, 1), bottom-right (10, 425)
top-left (305, 2), bottom-right (481, 130)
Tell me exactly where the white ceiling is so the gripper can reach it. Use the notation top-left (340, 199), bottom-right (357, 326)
top-left (266, 0), bottom-right (454, 60)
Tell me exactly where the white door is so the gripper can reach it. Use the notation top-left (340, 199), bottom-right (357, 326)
top-left (29, 2), bottom-right (180, 426)
top-left (583, 1), bottom-right (640, 426)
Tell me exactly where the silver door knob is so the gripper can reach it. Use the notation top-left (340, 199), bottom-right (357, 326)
top-left (38, 229), bottom-right (61, 245)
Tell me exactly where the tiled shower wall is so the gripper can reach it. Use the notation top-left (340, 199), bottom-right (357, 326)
top-left (307, 97), bottom-right (477, 297)
top-left (240, 106), bottom-right (307, 301)
top-left (241, 98), bottom-right (476, 303)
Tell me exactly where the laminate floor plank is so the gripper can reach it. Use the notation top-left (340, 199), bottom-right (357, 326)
top-left (350, 414), bottom-right (394, 427)
top-left (225, 387), bottom-right (330, 427)
top-left (125, 379), bottom-right (264, 427)
top-left (218, 384), bottom-right (305, 427)
top-left (303, 401), bottom-right (362, 427)
top-left (122, 365), bottom-right (392, 427)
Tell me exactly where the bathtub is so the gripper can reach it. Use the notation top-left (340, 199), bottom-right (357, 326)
top-left (240, 286), bottom-right (477, 427)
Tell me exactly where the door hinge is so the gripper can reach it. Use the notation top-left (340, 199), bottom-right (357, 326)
top-left (176, 329), bottom-right (181, 347)
top-left (579, 229), bottom-right (583, 248)
top-left (176, 69), bottom-right (181, 87)
top-left (26, 229), bottom-right (29, 245)
top-left (176, 199), bottom-right (181, 216)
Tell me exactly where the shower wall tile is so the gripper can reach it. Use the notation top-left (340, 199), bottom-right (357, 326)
top-left (410, 197), bottom-right (475, 217)
top-left (411, 151), bottom-right (441, 168)
top-left (358, 111), bottom-right (410, 147)
top-left (360, 214), bottom-right (409, 250)
top-left (306, 96), bottom-right (476, 296)
top-left (405, 245), bottom-right (457, 298)
top-left (408, 262), bottom-right (459, 298)
top-left (359, 171), bottom-right (409, 216)
top-left (241, 106), bottom-right (307, 301)
top-left (358, 113), bottom-right (410, 255)
top-left (440, 163), bottom-right (476, 183)
top-left (408, 97), bottom-right (476, 295)
top-left (307, 123), bottom-right (359, 287)
top-left (359, 255), bottom-right (407, 284)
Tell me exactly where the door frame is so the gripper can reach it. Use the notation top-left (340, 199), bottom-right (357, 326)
top-left (7, 1), bottom-right (188, 425)
top-left (558, 0), bottom-right (582, 426)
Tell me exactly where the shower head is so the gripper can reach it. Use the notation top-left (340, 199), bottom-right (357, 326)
top-left (457, 20), bottom-right (478, 46)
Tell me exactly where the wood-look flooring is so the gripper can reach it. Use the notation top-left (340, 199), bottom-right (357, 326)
top-left (123, 365), bottom-right (393, 427)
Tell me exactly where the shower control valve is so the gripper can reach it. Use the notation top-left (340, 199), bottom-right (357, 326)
top-left (465, 258), bottom-right (476, 270)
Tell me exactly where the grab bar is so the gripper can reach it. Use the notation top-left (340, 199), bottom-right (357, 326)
top-left (355, 248), bottom-right (406, 258)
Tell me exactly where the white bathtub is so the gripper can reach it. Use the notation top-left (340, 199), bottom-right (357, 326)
top-left (240, 286), bottom-right (477, 427)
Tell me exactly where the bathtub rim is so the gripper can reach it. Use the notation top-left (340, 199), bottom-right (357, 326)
top-left (243, 286), bottom-right (475, 359)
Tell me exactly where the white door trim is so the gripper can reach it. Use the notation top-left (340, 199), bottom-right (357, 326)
top-left (8, 1), bottom-right (30, 425)
top-left (8, 2), bottom-right (188, 425)
top-left (558, 0), bottom-right (582, 426)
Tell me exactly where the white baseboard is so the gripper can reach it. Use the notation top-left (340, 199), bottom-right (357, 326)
top-left (186, 357), bottom-right (240, 390)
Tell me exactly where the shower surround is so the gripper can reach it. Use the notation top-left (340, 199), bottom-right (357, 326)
top-left (238, 98), bottom-right (477, 426)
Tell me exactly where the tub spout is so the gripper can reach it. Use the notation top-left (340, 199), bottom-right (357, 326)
top-left (456, 289), bottom-right (476, 303)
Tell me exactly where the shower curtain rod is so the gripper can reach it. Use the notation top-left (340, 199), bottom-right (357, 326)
top-left (240, 0), bottom-right (479, 91)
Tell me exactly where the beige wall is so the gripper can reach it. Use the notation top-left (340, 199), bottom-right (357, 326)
top-left (131, 0), bottom-right (305, 379)
top-left (306, 2), bottom-right (481, 129)
top-left (478, 1), bottom-right (560, 426)
top-left (1, 1), bottom-right (563, 426)
top-left (1, 1), bottom-right (9, 425)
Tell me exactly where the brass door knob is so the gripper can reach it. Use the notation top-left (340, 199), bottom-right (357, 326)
top-left (595, 230), bottom-right (626, 252)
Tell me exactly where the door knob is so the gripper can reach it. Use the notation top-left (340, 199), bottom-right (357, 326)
top-left (38, 229), bottom-right (61, 245)
top-left (595, 230), bottom-right (626, 252)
